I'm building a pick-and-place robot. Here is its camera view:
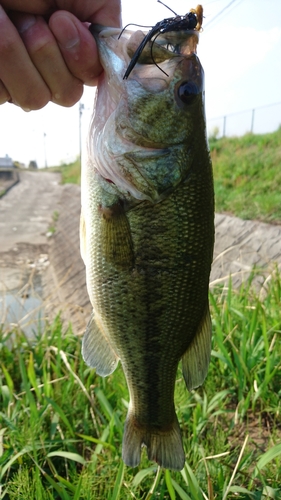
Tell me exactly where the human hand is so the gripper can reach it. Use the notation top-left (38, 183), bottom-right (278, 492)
top-left (0, 1), bottom-right (121, 110)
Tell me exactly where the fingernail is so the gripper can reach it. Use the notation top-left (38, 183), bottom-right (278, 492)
top-left (15, 15), bottom-right (36, 34)
top-left (53, 17), bottom-right (80, 50)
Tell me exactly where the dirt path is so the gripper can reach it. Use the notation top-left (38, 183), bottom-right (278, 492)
top-left (0, 172), bottom-right (90, 335)
top-left (0, 170), bottom-right (61, 252)
top-left (0, 170), bottom-right (62, 335)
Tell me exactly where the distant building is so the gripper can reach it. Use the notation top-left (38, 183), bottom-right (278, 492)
top-left (0, 155), bottom-right (14, 169)
top-left (28, 160), bottom-right (38, 170)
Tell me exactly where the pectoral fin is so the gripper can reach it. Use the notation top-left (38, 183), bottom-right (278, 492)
top-left (82, 312), bottom-right (119, 376)
top-left (99, 201), bottom-right (134, 269)
top-left (182, 305), bottom-right (212, 390)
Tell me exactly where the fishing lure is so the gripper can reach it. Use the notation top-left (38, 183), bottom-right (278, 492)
top-left (122, 2), bottom-right (203, 79)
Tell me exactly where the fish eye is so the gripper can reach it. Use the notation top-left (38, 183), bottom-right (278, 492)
top-left (166, 43), bottom-right (175, 52)
top-left (166, 43), bottom-right (181, 54)
top-left (178, 81), bottom-right (199, 104)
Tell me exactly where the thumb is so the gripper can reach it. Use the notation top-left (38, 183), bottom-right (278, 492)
top-left (49, 11), bottom-right (102, 86)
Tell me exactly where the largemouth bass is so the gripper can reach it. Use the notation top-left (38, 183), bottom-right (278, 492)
top-left (81, 10), bottom-right (214, 471)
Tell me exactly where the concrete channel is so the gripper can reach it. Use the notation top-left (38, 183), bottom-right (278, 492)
top-left (1, 170), bottom-right (281, 338)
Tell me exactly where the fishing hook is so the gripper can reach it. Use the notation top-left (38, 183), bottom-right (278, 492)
top-left (122, 4), bottom-right (203, 79)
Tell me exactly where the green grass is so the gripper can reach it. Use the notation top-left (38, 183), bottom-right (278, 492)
top-left (1, 270), bottom-right (281, 499)
top-left (210, 127), bottom-right (281, 222)
top-left (50, 127), bottom-right (281, 223)
top-left (54, 159), bottom-right (81, 186)
top-left (3, 127), bottom-right (280, 497)
top-left (46, 158), bottom-right (81, 185)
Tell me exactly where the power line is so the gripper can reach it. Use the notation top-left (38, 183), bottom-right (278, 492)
top-left (204, 0), bottom-right (244, 30)
top-left (204, 0), bottom-right (226, 5)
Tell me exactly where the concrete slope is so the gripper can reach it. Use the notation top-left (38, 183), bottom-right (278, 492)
top-left (1, 173), bottom-right (281, 336)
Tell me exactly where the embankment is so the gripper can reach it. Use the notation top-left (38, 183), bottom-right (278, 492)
top-left (0, 168), bottom-right (19, 197)
top-left (44, 184), bottom-right (91, 334)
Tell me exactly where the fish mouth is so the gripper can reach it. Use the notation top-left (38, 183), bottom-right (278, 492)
top-left (90, 24), bottom-right (203, 136)
top-left (90, 25), bottom-right (200, 94)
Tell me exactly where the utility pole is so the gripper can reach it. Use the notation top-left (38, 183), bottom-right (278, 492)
top-left (223, 116), bottom-right (226, 137)
top-left (250, 108), bottom-right (255, 133)
top-left (43, 132), bottom-right (47, 168)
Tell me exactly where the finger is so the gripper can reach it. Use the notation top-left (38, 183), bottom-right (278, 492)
top-left (87, 0), bottom-right (122, 28)
top-left (0, 0), bottom-right (55, 16)
top-left (1, 0), bottom-right (122, 25)
top-left (1, 0), bottom-right (122, 26)
top-left (54, 0), bottom-right (122, 27)
top-left (0, 6), bottom-right (51, 110)
top-left (0, 80), bottom-right (10, 104)
top-left (49, 11), bottom-right (101, 86)
top-left (12, 13), bottom-right (83, 107)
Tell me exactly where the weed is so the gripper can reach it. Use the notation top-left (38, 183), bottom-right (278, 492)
top-left (1, 272), bottom-right (281, 498)
top-left (209, 127), bottom-right (281, 222)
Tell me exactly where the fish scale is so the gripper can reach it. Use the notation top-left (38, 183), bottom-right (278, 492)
top-left (81, 18), bottom-right (214, 470)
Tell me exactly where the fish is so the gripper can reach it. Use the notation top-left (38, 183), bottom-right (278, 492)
top-left (80, 10), bottom-right (214, 471)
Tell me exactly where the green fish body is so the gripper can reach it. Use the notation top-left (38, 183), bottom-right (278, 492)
top-left (81, 25), bottom-right (214, 471)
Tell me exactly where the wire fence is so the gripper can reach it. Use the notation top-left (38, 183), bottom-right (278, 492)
top-left (207, 101), bottom-right (281, 139)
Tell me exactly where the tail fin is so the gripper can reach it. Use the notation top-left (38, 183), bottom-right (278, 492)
top-left (122, 409), bottom-right (185, 471)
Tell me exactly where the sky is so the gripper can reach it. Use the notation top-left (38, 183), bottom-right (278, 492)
top-left (0, 0), bottom-right (281, 168)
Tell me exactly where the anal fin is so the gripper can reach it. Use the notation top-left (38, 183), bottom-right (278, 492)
top-left (182, 305), bottom-right (212, 391)
top-left (82, 312), bottom-right (119, 376)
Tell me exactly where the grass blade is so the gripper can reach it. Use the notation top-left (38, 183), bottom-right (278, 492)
top-left (27, 351), bottom-right (41, 402)
top-left (222, 434), bottom-right (249, 500)
top-left (165, 469), bottom-right (176, 500)
top-left (144, 466), bottom-right (162, 500)
top-left (111, 460), bottom-right (125, 500)
top-left (76, 433), bottom-right (115, 451)
top-left (252, 443), bottom-right (281, 479)
top-left (45, 397), bottom-right (75, 437)
top-left (47, 451), bottom-right (86, 465)
top-left (0, 445), bottom-right (33, 481)
top-left (132, 466), bottom-right (157, 487)
top-left (181, 463), bottom-right (204, 500)
top-left (42, 471), bottom-right (72, 500)
top-left (171, 479), bottom-right (192, 500)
